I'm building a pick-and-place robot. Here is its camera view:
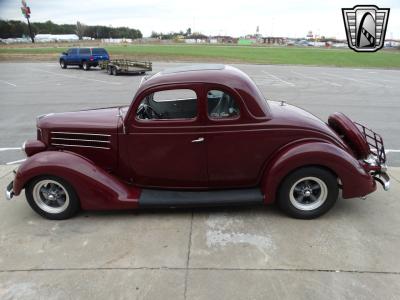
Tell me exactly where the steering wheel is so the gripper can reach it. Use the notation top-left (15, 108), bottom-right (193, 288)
top-left (137, 103), bottom-right (162, 119)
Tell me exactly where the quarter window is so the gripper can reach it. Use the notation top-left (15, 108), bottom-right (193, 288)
top-left (136, 89), bottom-right (197, 120)
top-left (207, 90), bottom-right (240, 119)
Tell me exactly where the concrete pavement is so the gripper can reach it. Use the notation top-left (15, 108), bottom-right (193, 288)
top-left (1, 166), bottom-right (399, 299)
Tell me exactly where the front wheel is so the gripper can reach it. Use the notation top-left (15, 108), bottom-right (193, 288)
top-left (60, 60), bottom-right (67, 69)
top-left (277, 167), bottom-right (339, 219)
top-left (25, 176), bottom-right (80, 220)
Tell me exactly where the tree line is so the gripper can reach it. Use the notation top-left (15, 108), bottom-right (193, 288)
top-left (0, 20), bottom-right (142, 39)
top-left (149, 28), bottom-right (207, 40)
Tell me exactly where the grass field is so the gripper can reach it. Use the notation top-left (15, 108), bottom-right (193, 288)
top-left (0, 44), bottom-right (399, 68)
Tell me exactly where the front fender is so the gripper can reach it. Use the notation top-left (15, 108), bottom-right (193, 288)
top-left (13, 151), bottom-right (140, 210)
top-left (262, 142), bottom-right (376, 204)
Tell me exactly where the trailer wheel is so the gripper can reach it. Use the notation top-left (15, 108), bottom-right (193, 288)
top-left (112, 67), bottom-right (119, 76)
top-left (107, 66), bottom-right (113, 75)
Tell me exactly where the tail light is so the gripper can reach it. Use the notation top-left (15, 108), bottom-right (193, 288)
top-left (89, 56), bottom-right (94, 61)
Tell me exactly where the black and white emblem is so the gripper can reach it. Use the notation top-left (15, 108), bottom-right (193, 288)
top-left (342, 5), bottom-right (390, 52)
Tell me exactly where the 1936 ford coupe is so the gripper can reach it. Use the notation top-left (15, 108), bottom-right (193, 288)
top-left (5, 65), bottom-right (390, 220)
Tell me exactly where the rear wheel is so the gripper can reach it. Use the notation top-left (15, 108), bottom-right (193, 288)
top-left (277, 167), bottom-right (338, 219)
top-left (82, 61), bottom-right (90, 71)
top-left (25, 176), bottom-right (80, 220)
top-left (60, 60), bottom-right (67, 69)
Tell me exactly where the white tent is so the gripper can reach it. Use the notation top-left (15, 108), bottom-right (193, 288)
top-left (34, 34), bottom-right (79, 42)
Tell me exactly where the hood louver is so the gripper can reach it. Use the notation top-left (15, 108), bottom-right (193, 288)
top-left (50, 132), bottom-right (111, 150)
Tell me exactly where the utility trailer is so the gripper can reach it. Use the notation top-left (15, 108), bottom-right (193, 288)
top-left (99, 59), bottom-right (152, 75)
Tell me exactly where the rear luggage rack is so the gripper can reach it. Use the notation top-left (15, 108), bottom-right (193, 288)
top-left (355, 123), bottom-right (386, 164)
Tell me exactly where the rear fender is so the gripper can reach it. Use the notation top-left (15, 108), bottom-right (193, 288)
top-left (13, 151), bottom-right (140, 210)
top-left (261, 141), bottom-right (375, 204)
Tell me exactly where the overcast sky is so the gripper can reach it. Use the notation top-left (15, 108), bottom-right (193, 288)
top-left (0, 0), bottom-right (399, 39)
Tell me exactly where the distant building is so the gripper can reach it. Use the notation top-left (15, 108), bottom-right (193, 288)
top-left (101, 38), bottom-right (133, 43)
top-left (262, 37), bottom-right (286, 45)
top-left (212, 36), bottom-right (237, 44)
top-left (34, 34), bottom-right (79, 42)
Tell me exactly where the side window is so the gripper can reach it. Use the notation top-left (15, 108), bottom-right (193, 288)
top-left (68, 48), bottom-right (78, 55)
top-left (79, 48), bottom-right (90, 55)
top-left (207, 89), bottom-right (240, 119)
top-left (136, 89), bottom-right (197, 120)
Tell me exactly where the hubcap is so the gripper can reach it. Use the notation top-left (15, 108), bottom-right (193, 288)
top-left (289, 177), bottom-right (328, 211)
top-left (32, 180), bottom-right (69, 214)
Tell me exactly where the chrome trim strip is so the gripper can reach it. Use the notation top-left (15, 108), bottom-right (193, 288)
top-left (51, 132), bottom-right (111, 137)
top-left (51, 137), bottom-right (110, 143)
top-left (51, 143), bottom-right (110, 150)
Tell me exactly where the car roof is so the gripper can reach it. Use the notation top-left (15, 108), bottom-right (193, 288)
top-left (137, 64), bottom-right (271, 119)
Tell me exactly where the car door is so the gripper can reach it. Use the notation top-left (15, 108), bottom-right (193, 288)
top-left (124, 85), bottom-right (208, 188)
top-left (66, 48), bottom-right (78, 64)
top-left (78, 48), bottom-right (90, 64)
top-left (203, 85), bottom-right (273, 188)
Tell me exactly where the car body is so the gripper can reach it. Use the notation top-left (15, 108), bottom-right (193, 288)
top-left (59, 47), bottom-right (109, 70)
top-left (5, 64), bottom-right (390, 220)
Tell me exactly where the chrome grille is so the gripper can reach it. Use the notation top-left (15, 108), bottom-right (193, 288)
top-left (50, 132), bottom-right (111, 150)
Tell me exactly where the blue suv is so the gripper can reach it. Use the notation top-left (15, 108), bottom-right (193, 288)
top-left (59, 48), bottom-right (110, 70)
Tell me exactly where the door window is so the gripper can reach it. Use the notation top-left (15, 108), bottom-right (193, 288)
top-left (68, 48), bottom-right (78, 55)
top-left (136, 89), bottom-right (197, 120)
top-left (207, 90), bottom-right (240, 119)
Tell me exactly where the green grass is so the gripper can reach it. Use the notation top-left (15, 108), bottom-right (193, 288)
top-left (1, 44), bottom-right (399, 68)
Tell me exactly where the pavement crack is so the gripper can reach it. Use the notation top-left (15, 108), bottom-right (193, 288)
top-left (1, 266), bottom-right (400, 276)
top-left (183, 211), bottom-right (194, 300)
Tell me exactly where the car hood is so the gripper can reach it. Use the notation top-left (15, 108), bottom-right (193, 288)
top-left (37, 107), bottom-right (121, 134)
top-left (268, 101), bottom-right (345, 146)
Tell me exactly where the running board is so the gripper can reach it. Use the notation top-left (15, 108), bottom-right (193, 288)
top-left (139, 188), bottom-right (263, 208)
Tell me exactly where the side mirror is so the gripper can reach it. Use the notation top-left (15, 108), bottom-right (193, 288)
top-left (62, 52), bottom-right (68, 55)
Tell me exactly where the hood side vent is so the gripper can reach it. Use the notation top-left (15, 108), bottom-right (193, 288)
top-left (50, 132), bottom-right (111, 150)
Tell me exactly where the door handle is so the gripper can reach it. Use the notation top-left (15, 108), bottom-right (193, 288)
top-left (192, 137), bottom-right (204, 143)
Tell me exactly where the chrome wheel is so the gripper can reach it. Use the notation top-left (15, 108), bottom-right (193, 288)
top-left (289, 177), bottom-right (328, 211)
top-left (32, 180), bottom-right (70, 214)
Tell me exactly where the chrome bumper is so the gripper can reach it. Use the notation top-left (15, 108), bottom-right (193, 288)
top-left (374, 172), bottom-right (390, 191)
top-left (5, 181), bottom-right (14, 200)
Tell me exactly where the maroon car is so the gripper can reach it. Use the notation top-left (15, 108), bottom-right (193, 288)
top-left (5, 65), bottom-right (390, 220)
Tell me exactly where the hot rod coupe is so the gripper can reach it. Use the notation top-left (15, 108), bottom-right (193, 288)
top-left (5, 64), bottom-right (389, 220)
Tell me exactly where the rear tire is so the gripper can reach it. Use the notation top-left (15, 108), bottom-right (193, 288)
top-left (60, 60), bottom-right (67, 69)
top-left (25, 175), bottom-right (80, 220)
top-left (277, 167), bottom-right (338, 219)
top-left (82, 61), bottom-right (90, 71)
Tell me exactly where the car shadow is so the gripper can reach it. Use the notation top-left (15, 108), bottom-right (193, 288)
top-left (77, 203), bottom-right (284, 219)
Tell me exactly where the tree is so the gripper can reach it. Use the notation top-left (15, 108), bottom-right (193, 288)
top-left (75, 21), bottom-right (87, 40)
top-left (186, 27), bottom-right (191, 36)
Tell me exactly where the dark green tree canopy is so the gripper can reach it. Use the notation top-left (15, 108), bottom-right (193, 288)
top-left (0, 19), bottom-right (142, 39)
